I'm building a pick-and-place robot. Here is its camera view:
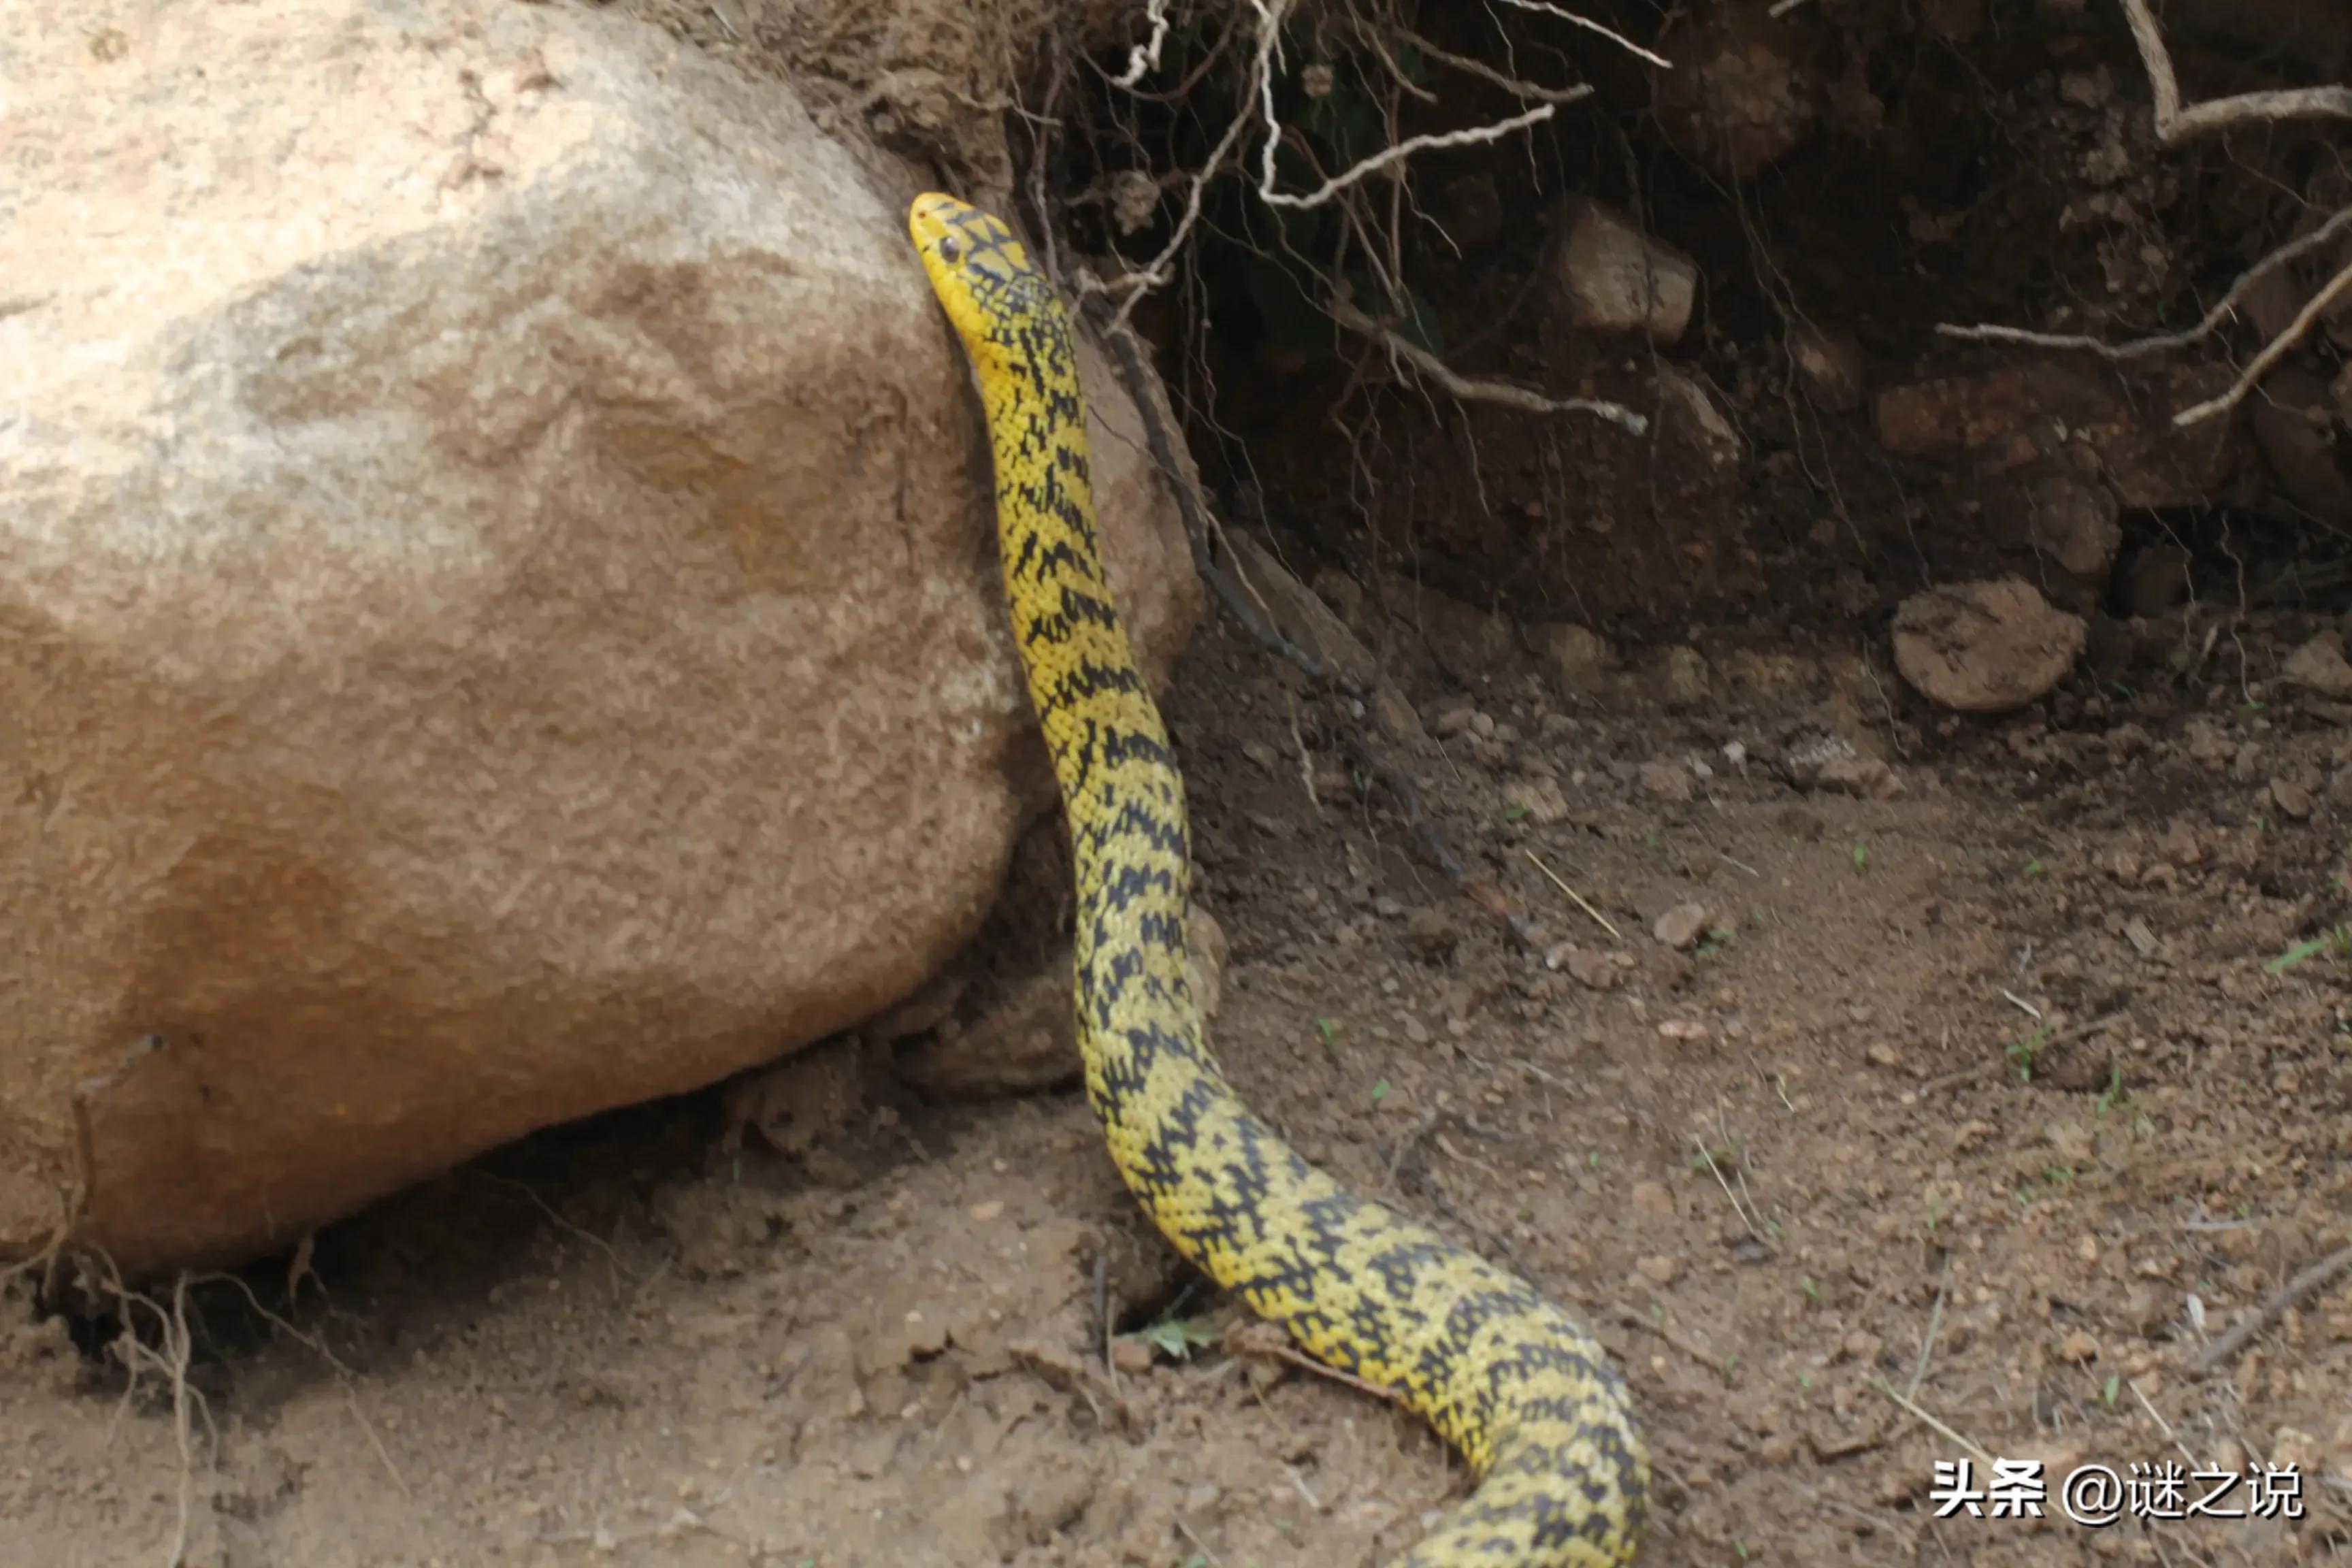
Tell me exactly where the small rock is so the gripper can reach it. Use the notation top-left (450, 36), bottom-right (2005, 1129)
top-left (1110, 1337), bottom-right (1157, 1374)
top-left (1788, 323), bottom-right (1866, 412)
top-left (1630, 1181), bottom-right (1676, 1218)
top-left (1637, 760), bottom-right (1694, 802)
top-left (1372, 687), bottom-right (1428, 747)
top-left (2055, 1328), bottom-right (2100, 1363)
top-left (1533, 621), bottom-right (1616, 688)
top-left (1842, 1330), bottom-right (1884, 1363)
top-left (1431, 702), bottom-right (1479, 739)
top-left (1546, 944), bottom-right (1620, 991)
top-left (1865, 1043), bottom-right (1902, 1069)
top-left (1551, 199), bottom-right (1699, 346)
top-left (2270, 777), bottom-right (2314, 820)
top-left (1784, 734), bottom-right (1902, 798)
top-left (2016, 470), bottom-right (2122, 580)
top-left (1653, 902), bottom-right (1710, 949)
top-left (1892, 578), bottom-right (2087, 713)
top-left (2059, 66), bottom-right (2113, 107)
top-left (1635, 1254), bottom-right (1681, 1287)
top-left (1657, 1019), bottom-right (1708, 1043)
top-left (2123, 917), bottom-right (2159, 956)
top-left (1654, 644), bottom-right (1712, 708)
top-left (1503, 774), bottom-right (1571, 826)
top-left (2283, 636), bottom-right (2352, 700)
top-left (1403, 908), bottom-right (1459, 963)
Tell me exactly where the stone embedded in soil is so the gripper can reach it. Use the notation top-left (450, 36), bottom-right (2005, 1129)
top-left (1550, 199), bottom-right (1699, 346)
top-left (1783, 734), bottom-right (1903, 798)
top-left (1224, 531), bottom-right (1379, 689)
top-left (1788, 322), bottom-right (1867, 411)
top-left (1654, 902), bottom-right (1710, 949)
top-left (1546, 943), bottom-right (1620, 991)
top-left (2270, 778), bottom-right (2315, 819)
top-left (1631, 1181), bottom-right (1677, 1218)
top-left (1639, 760), bottom-right (1695, 801)
top-left (2283, 636), bottom-right (2352, 700)
top-left (1532, 622), bottom-right (1616, 689)
top-left (0, 0), bottom-right (1209, 1275)
top-left (2006, 468), bottom-right (2121, 580)
top-left (1652, 0), bottom-right (1822, 178)
top-left (1871, 361), bottom-right (2238, 510)
top-left (1892, 578), bottom-right (2087, 713)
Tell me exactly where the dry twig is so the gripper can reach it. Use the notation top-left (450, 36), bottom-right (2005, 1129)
top-left (2117, 0), bottom-right (2352, 144)
top-left (1328, 297), bottom-right (1650, 434)
top-left (2191, 1244), bottom-right (2352, 1373)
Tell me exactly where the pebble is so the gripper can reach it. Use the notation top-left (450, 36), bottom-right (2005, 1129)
top-left (1631, 1181), bottom-right (1676, 1218)
top-left (1635, 1254), bottom-right (1680, 1286)
top-left (1652, 901), bottom-right (1709, 949)
top-left (1637, 760), bottom-right (1693, 801)
top-left (2056, 1328), bottom-right (2100, 1363)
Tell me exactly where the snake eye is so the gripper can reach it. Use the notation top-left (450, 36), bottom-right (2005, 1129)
top-left (937, 233), bottom-right (963, 265)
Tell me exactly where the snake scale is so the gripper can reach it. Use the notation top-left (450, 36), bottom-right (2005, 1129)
top-left (908, 192), bottom-right (1648, 1567)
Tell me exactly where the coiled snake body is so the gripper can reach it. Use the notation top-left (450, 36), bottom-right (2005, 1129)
top-left (907, 193), bottom-right (1648, 1567)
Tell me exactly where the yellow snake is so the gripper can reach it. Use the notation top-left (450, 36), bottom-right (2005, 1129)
top-left (907, 193), bottom-right (1648, 1567)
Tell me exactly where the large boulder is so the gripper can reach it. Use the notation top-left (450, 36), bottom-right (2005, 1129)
top-left (0, 0), bottom-right (1201, 1275)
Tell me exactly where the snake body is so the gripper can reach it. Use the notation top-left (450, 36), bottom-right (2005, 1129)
top-left (907, 193), bottom-right (1648, 1567)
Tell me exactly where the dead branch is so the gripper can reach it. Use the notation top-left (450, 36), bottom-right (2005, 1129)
top-left (1376, 24), bottom-right (1597, 106)
top-left (1246, 0), bottom-right (1556, 212)
top-left (2172, 253), bottom-right (2352, 427)
top-left (1491, 0), bottom-right (1673, 70)
top-left (2191, 1243), bottom-right (2352, 1373)
top-left (1935, 202), bottom-right (2352, 360)
top-left (1326, 295), bottom-right (1650, 434)
top-left (2117, 0), bottom-right (2352, 144)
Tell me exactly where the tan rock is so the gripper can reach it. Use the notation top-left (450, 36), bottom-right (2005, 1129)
top-left (1893, 580), bottom-right (2087, 713)
top-left (0, 0), bottom-right (1200, 1274)
top-left (2283, 636), bottom-right (2352, 700)
top-left (1788, 323), bottom-right (1866, 412)
top-left (1552, 200), bottom-right (1698, 346)
top-left (1653, 1), bottom-right (1821, 179)
top-left (1533, 623), bottom-right (1618, 689)
top-left (1874, 362), bottom-right (2237, 509)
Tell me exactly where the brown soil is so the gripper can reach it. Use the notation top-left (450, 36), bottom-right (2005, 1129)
top-left (7, 602), bottom-right (2350, 1567)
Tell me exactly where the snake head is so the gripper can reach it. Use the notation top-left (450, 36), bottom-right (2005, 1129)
top-left (908, 192), bottom-right (1062, 370)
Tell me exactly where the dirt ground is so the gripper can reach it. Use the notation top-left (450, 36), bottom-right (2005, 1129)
top-left (6, 585), bottom-right (2351, 1567)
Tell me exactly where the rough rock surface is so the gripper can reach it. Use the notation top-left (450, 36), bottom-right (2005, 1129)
top-left (0, 0), bottom-right (1201, 1274)
top-left (1551, 200), bottom-right (1698, 346)
top-left (1872, 361), bottom-right (2237, 510)
top-left (1892, 579), bottom-right (2087, 713)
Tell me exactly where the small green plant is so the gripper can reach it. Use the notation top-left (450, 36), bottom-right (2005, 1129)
top-left (1800, 1277), bottom-right (1820, 1303)
top-left (2006, 1026), bottom-right (2051, 1083)
top-left (2042, 1164), bottom-right (2076, 1186)
top-left (1643, 831), bottom-right (1663, 849)
top-left (1926, 1192), bottom-right (1943, 1230)
top-left (1587, 1149), bottom-right (1601, 1171)
top-left (2023, 858), bottom-right (2046, 877)
top-left (1122, 1313), bottom-right (1222, 1362)
top-left (1695, 926), bottom-right (1738, 959)
top-left (1314, 1016), bottom-right (1343, 1045)
top-left (2102, 1374), bottom-right (2121, 1407)
top-left (2095, 1066), bottom-right (2127, 1116)
top-left (1501, 804), bottom-right (1530, 824)
top-left (1851, 844), bottom-right (1869, 871)
top-left (2265, 926), bottom-right (2352, 975)
top-left (1369, 1077), bottom-right (1391, 1105)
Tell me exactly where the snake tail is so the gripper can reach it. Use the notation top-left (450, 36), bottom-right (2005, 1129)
top-left (906, 191), bottom-right (1648, 1567)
